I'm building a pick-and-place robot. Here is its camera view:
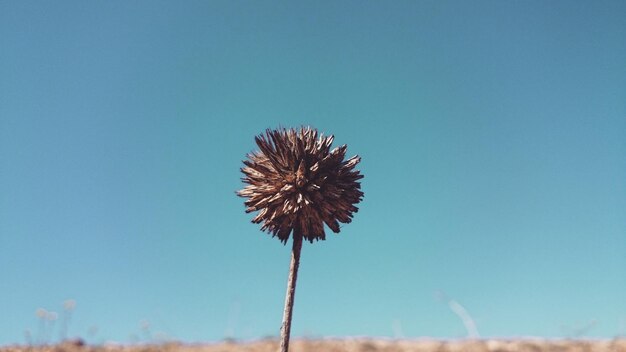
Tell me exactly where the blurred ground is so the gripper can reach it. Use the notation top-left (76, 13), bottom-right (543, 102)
top-left (2, 339), bottom-right (626, 352)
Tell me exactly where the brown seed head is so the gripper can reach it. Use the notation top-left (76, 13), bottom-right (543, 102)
top-left (238, 127), bottom-right (364, 243)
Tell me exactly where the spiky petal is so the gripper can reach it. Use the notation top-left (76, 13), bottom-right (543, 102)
top-left (238, 127), bottom-right (364, 243)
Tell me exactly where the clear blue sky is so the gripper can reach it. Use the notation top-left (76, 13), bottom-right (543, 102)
top-left (1, 0), bottom-right (625, 345)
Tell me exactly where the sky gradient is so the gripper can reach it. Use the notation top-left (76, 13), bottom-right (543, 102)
top-left (1, 0), bottom-right (625, 345)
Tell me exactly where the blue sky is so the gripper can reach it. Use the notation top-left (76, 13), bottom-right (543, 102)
top-left (1, 0), bottom-right (625, 345)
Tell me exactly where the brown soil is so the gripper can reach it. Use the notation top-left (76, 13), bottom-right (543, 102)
top-left (2, 339), bottom-right (625, 352)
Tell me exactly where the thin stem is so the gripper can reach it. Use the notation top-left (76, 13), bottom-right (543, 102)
top-left (279, 235), bottom-right (303, 352)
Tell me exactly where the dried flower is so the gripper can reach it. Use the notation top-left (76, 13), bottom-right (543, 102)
top-left (36, 308), bottom-right (47, 319)
top-left (238, 126), bottom-right (364, 243)
top-left (237, 126), bottom-right (364, 352)
top-left (63, 299), bottom-right (76, 311)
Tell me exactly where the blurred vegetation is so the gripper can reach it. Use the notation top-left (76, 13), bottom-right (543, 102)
top-left (2, 338), bottom-right (626, 352)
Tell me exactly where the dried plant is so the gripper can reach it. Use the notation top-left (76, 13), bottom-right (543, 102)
top-left (238, 127), bottom-right (363, 243)
top-left (60, 299), bottom-right (76, 341)
top-left (238, 126), bottom-right (364, 352)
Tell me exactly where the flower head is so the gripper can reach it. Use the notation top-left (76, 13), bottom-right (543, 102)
top-left (238, 127), bottom-right (364, 243)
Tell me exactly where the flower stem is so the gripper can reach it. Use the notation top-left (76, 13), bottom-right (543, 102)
top-left (280, 235), bottom-right (303, 352)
